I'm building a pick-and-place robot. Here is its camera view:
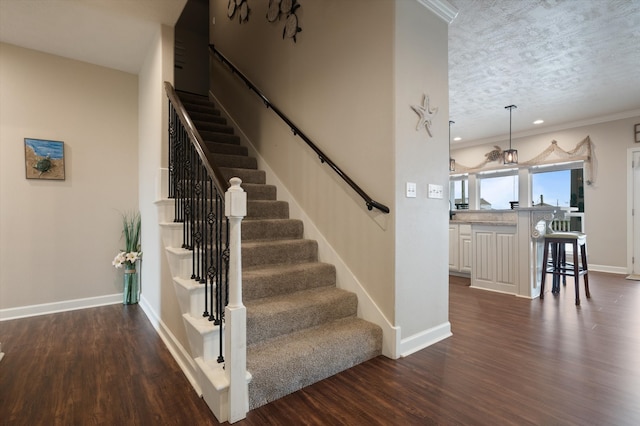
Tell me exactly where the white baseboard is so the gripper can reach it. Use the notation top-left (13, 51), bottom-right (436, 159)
top-left (589, 264), bottom-right (627, 275)
top-left (0, 293), bottom-right (122, 321)
top-left (399, 322), bottom-right (452, 358)
top-left (138, 296), bottom-right (202, 396)
top-left (209, 90), bottom-right (401, 359)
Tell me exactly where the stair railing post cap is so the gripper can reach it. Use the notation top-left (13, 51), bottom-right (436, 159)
top-left (225, 177), bottom-right (247, 218)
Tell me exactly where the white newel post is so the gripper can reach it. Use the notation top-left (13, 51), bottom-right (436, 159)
top-left (224, 177), bottom-right (248, 423)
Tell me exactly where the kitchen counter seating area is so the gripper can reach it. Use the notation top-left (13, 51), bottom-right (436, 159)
top-left (449, 207), bottom-right (562, 299)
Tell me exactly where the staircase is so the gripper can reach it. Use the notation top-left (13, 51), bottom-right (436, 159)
top-left (160, 90), bottom-right (382, 416)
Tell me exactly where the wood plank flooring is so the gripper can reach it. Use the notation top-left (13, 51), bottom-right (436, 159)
top-left (1, 271), bottom-right (639, 425)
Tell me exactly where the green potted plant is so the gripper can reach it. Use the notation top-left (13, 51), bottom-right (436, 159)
top-left (112, 211), bottom-right (142, 304)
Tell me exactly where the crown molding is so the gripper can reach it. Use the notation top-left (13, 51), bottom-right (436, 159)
top-left (416, 0), bottom-right (459, 24)
top-left (453, 108), bottom-right (640, 150)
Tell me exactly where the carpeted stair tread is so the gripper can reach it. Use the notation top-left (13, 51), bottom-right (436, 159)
top-left (177, 91), bottom-right (213, 104)
top-left (245, 286), bottom-right (357, 345)
top-left (220, 167), bottom-right (265, 184)
top-left (241, 183), bottom-right (277, 201)
top-left (243, 262), bottom-right (336, 301)
top-left (242, 239), bottom-right (317, 268)
top-left (205, 141), bottom-right (248, 156)
top-left (193, 120), bottom-right (235, 134)
top-left (178, 97), bottom-right (221, 114)
top-left (188, 110), bottom-right (226, 124)
top-left (213, 153), bottom-right (257, 170)
top-left (246, 316), bottom-right (382, 409)
top-left (200, 131), bottom-right (241, 145)
top-left (246, 200), bottom-right (289, 219)
top-left (242, 218), bottom-right (302, 241)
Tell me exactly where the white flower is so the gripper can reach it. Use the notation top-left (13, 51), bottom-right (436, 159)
top-left (125, 251), bottom-right (140, 263)
top-left (113, 251), bottom-right (142, 268)
top-left (112, 252), bottom-right (124, 268)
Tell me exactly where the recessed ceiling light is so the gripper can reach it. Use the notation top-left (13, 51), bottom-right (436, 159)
top-left (453, 137), bottom-right (462, 141)
top-left (533, 119), bottom-right (544, 124)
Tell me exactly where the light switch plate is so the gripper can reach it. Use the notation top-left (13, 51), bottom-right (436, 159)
top-left (428, 183), bottom-right (444, 199)
top-left (406, 182), bottom-right (417, 198)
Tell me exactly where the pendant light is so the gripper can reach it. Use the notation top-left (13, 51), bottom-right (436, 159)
top-left (503, 105), bottom-right (518, 165)
top-left (449, 120), bottom-right (456, 172)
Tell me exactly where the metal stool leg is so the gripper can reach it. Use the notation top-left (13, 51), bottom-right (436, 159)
top-left (581, 241), bottom-right (591, 299)
top-left (540, 239), bottom-right (550, 299)
top-left (573, 240), bottom-right (580, 305)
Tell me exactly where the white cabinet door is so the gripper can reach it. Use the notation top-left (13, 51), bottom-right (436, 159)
top-left (449, 225), bottom-right (459, 271)
top-left (460, 234), bottom-right (472, 273)
top-left (471, 225), bottom-right (517, 293)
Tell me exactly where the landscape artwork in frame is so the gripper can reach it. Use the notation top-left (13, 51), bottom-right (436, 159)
top-left (24, 138), bottom-right (65, 180)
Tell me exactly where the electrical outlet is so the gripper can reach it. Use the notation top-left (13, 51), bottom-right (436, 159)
top-left (428, 184), bottom-right (444, 199)
top-left (406, 182), bottom-right (417, 198)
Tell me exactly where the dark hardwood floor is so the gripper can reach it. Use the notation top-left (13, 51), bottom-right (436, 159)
top-left (1, 271), bottom-right (639, 425)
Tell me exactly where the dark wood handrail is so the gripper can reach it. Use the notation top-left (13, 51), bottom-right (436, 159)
top-left (164, 81), bottom-right (230, 195)
top-left (209, 45), bottom-right (390, 214)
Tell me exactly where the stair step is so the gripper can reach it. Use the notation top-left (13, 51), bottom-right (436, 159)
top-left (243, 262), bottom-right (336, 301)
top-left (206, 141), bottom-right (248, 156)
top-left (247, 200), bottom-right (289, 219)
top-left (247, 316), bottom-right (382, 409)
top-left (213, 153), bottom-right (257, 170)
top-left (188, 110), bottom-right (226, 124)
top-left (220, 167), bottom-right (265, 184)
top-left (192, 118), bottom-right (234, 135)
top-left (242, 183), bottom-right (277, 201)
top-left (242, 239), bottom-right (317, 268)
top-left (201, 131), bottom-right (241, 145)
top-left (246, 287), bottom-right (357, 346)
top-left (242, 218), bottom-right (302, 241)
top-left (177, 91), bottom-right (213, 105)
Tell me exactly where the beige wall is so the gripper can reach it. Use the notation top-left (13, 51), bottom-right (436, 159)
top-left (394, 1), bottom-right (450, 340)
top-left (137, 25), bottom-right (192, 354)
top-left (211, 0), bottom-right (452, 347)
top-left (451, 114), bottom-right (640, 272)
top-left (0, 43), bottom-right (138, 310)
top-left (210, 0), bottom-right (397, 321)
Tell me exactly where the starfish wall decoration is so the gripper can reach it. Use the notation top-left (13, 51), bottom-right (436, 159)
top-left (411, 94), bottom-right (438, 137)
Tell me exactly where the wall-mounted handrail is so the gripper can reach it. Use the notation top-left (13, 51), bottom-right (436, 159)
top-left (209, 45), bottom-right (390, 214)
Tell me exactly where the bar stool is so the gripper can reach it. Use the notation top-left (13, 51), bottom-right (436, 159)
top-left (540, 232), bottom-right (590, 305)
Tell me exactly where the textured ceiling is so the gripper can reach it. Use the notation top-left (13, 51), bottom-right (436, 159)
top-left (1, 0), bottom-right (638, 143)
top-left (448, 0), bottom-right (640, 146)
top-left (0, 0), bottom-right (186, 74)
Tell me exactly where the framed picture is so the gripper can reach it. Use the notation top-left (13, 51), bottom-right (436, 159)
top-left (24, 138), bottom-right (65, 180)
top-left (635, 124), bottom-right (640, 143)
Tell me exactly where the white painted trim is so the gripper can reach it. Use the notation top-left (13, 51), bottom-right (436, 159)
top-left (0, 293), bottom-right (122, 321)
top-left (210, 91), bottom-right (401, 359)
top-left (628, 147), bottom-right (640, 276)
top-left (416, 0), bottom-right (458, 24)
top-left (139, 296), bottom-right (202, 396)
top-left (588, 264), bottom-right (627, 276)
top-left (399, 321), bottom-right (452, 358)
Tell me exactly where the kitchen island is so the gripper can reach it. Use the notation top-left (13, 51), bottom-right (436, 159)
top-left (449, 207), bottom-right (560, 298)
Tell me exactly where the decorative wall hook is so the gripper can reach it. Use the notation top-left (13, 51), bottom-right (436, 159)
top-left (411, 94), bottom-right (438, 137)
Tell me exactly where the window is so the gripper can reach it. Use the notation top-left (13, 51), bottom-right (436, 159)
top-left (532, 162), bottom-right (585, 232)
top-left (531, 162), bottom-right (584, 210)
top-left (450, 176), bottom-right (469, 209)
top-left (478, 169), bottom-right (518, 210)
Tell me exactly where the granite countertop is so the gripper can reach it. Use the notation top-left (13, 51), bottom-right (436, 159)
top-left (450, 219), bottom-right (516, 226)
